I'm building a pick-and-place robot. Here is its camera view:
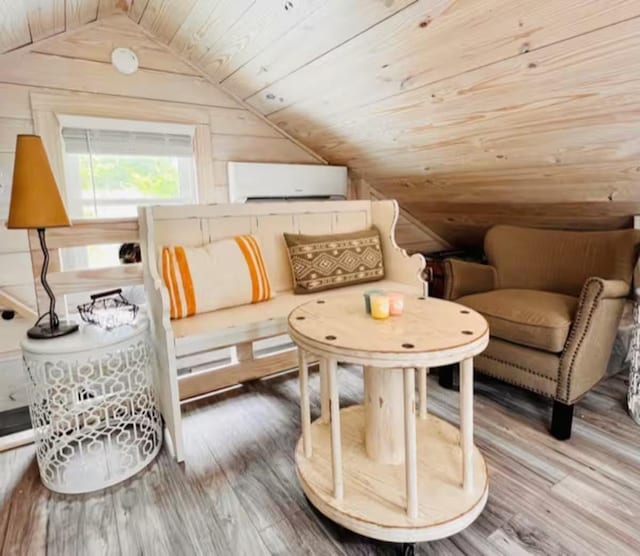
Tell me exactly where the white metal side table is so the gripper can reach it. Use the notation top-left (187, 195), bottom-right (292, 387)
top-left (21, 315), bottom-right (163, 494)
top-left (288, 294), bottom-right (490, 551)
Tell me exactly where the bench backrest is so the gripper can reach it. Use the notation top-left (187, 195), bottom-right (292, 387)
top-left (140, 201), bottom-right (378, 293)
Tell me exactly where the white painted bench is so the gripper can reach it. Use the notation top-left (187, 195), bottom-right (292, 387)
top-left (139, 200), bottom-right (427, 461)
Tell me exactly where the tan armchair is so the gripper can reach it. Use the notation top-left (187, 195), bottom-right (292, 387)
top-left (442, 225), bottom-right (639, 439)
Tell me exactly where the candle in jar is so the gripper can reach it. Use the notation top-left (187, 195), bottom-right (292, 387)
top-left (388, 292), bottom-right (404, 316)
top-left (370, 294), bottom-right (390, 320)
top-left (363, 289), bottom-right (384, 314)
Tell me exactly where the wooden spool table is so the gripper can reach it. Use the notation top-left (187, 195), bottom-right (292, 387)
top-left (288, 294), bottom-right (490, 548)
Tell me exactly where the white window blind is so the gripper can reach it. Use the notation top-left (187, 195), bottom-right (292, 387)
top-left (61, 127), bottom-right (194, 157)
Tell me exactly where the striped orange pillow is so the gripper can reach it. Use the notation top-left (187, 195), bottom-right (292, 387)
top-left (161, 235), bottom-right (273, 319)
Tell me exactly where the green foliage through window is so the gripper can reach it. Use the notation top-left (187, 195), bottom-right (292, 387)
top-left (78, 155), bottom-right (180, 199)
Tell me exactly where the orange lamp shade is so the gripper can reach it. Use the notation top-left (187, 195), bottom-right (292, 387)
top-left (7, 135), bottom-right (71, 229)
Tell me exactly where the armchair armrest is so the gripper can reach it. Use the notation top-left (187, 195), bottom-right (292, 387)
top-left (557, 277), bottom-right (630, 403)
top-left (595, 278), bottom-right (632, 299)
top-left (443, 259), bottom-right (497, 300)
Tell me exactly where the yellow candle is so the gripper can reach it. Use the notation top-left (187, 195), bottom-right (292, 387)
top-left (370, 294), bottom-right (390, 320)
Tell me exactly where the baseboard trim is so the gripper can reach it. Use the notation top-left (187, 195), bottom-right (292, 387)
top-left (0, 428), bottom-right (34, 453)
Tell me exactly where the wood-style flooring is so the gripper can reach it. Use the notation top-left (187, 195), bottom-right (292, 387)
top-left (1, 366), bottom-right (639, 555)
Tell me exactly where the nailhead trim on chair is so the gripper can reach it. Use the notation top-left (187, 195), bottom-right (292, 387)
top-left (475, 363), bottom-right (554, 399)
top-left (480, 353), bottom-right (557, 382)
top-left (557, 277), bottom-right (604, 402)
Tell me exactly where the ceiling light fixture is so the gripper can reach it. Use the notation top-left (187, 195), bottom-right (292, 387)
top-left (111, 47), bottom-right (139, 75)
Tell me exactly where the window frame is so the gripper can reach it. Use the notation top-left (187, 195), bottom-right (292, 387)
top-left (59, 114), bottom-right (199, 220)
top-left (28, 90), bottom-right (216, 315)
top-left (58, 115), bottom-right (200, 280)
top-left (30, 90), bottom-right (216, 207)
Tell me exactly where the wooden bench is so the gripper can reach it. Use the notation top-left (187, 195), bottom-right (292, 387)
top-left (139, 200), bottom-right (427, 461)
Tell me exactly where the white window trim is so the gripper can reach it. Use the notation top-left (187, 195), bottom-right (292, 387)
top-left (30, 90), bottom-right (216, 206)
top-left (57, 114), bottom-right (196, 137)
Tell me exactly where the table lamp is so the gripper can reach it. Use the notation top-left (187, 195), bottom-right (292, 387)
top-left (7, 135), bottom-right (79, 339)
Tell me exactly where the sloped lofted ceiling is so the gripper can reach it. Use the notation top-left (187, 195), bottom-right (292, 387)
top-left (2, 0), bottom-right (640, 247)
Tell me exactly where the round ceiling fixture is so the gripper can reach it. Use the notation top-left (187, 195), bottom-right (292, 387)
top-left (111, 47), bottom-right (139, 75)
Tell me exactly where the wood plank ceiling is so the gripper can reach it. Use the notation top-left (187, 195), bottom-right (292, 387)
top-left (2, 0), bottom-right (640, 247)
top-left (0, 1), bottom-right (128, 51)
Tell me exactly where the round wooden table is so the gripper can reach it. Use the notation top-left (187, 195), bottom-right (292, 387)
top-left (288, 293), bottom-right (490, 546)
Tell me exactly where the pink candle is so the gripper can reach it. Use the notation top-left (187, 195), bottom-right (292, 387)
top-left (388, 292), bottom-right (404, 316)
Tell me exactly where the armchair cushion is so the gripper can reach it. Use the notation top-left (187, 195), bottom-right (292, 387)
top-left (457, 289), bottom-right (579, 353)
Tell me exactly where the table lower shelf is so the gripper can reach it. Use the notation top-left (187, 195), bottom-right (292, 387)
top-left (295, 405), bottom-right (488, 543)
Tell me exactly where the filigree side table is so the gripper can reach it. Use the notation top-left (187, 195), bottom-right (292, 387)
top-left (21, 315), bottom-right (162, 494)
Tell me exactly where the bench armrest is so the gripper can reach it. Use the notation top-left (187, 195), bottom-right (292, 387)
top-left (138, 206), bottom-right (184, 461)
top-left (443, 259), bottom-right (497, 300)
top-left (371, 200), bottom-right (427, 295)
top-left (557, 277), bottom-right (630, 403)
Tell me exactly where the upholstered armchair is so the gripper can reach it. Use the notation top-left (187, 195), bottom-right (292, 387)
top-left (442, 225), bottom-right (639, 439)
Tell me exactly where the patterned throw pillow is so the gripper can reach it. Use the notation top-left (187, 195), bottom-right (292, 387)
top-left (162, 235), bottom-right (273, 319)
top-left (283, 228), bottom-right (385, 294)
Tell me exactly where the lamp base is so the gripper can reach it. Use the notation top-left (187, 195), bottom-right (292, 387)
top-left (27, 321), bottom-right (79, 340)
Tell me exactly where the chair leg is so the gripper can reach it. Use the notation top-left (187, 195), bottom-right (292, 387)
top-left (438, 364), bottom-right (458, 390)
top-left (551, 401), bottom-right (574, 440)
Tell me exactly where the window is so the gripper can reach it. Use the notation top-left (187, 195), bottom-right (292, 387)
top-left (61, 117), bottom-right (197, 219)
top-left (60, 117), bottom-right (198, 271)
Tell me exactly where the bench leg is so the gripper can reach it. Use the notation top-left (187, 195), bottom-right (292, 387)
top-left (236, 342), bottom-right (253, 363)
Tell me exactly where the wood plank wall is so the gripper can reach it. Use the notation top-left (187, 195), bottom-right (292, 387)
top-left (107, 0), bottom-right (640, 248)
top-left (352, 173), bottom-right (449, 254)
top-left (0, 14), bottom-right (321, 311)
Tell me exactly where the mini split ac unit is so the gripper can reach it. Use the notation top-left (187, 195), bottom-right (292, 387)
top-left (227, 162), bottom-right (348, 203)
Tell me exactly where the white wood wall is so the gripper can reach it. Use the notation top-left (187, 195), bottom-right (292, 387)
top-left (0, 14), bottom-right (322, 312)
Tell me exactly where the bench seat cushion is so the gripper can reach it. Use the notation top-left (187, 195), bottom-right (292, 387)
top-left (172, 280), bottom-right (422, 357)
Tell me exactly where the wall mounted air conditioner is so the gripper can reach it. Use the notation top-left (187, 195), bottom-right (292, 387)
top-left (228, 162), bottom-right (348, 203)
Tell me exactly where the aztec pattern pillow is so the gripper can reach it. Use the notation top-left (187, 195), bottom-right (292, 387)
top-left (162, 235), bottom-right (273, 319)
top-left (283, 227), bottom-right (385, 294)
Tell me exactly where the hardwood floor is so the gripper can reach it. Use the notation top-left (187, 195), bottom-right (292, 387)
top-left (1, 366), bottom-right (639, 555)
